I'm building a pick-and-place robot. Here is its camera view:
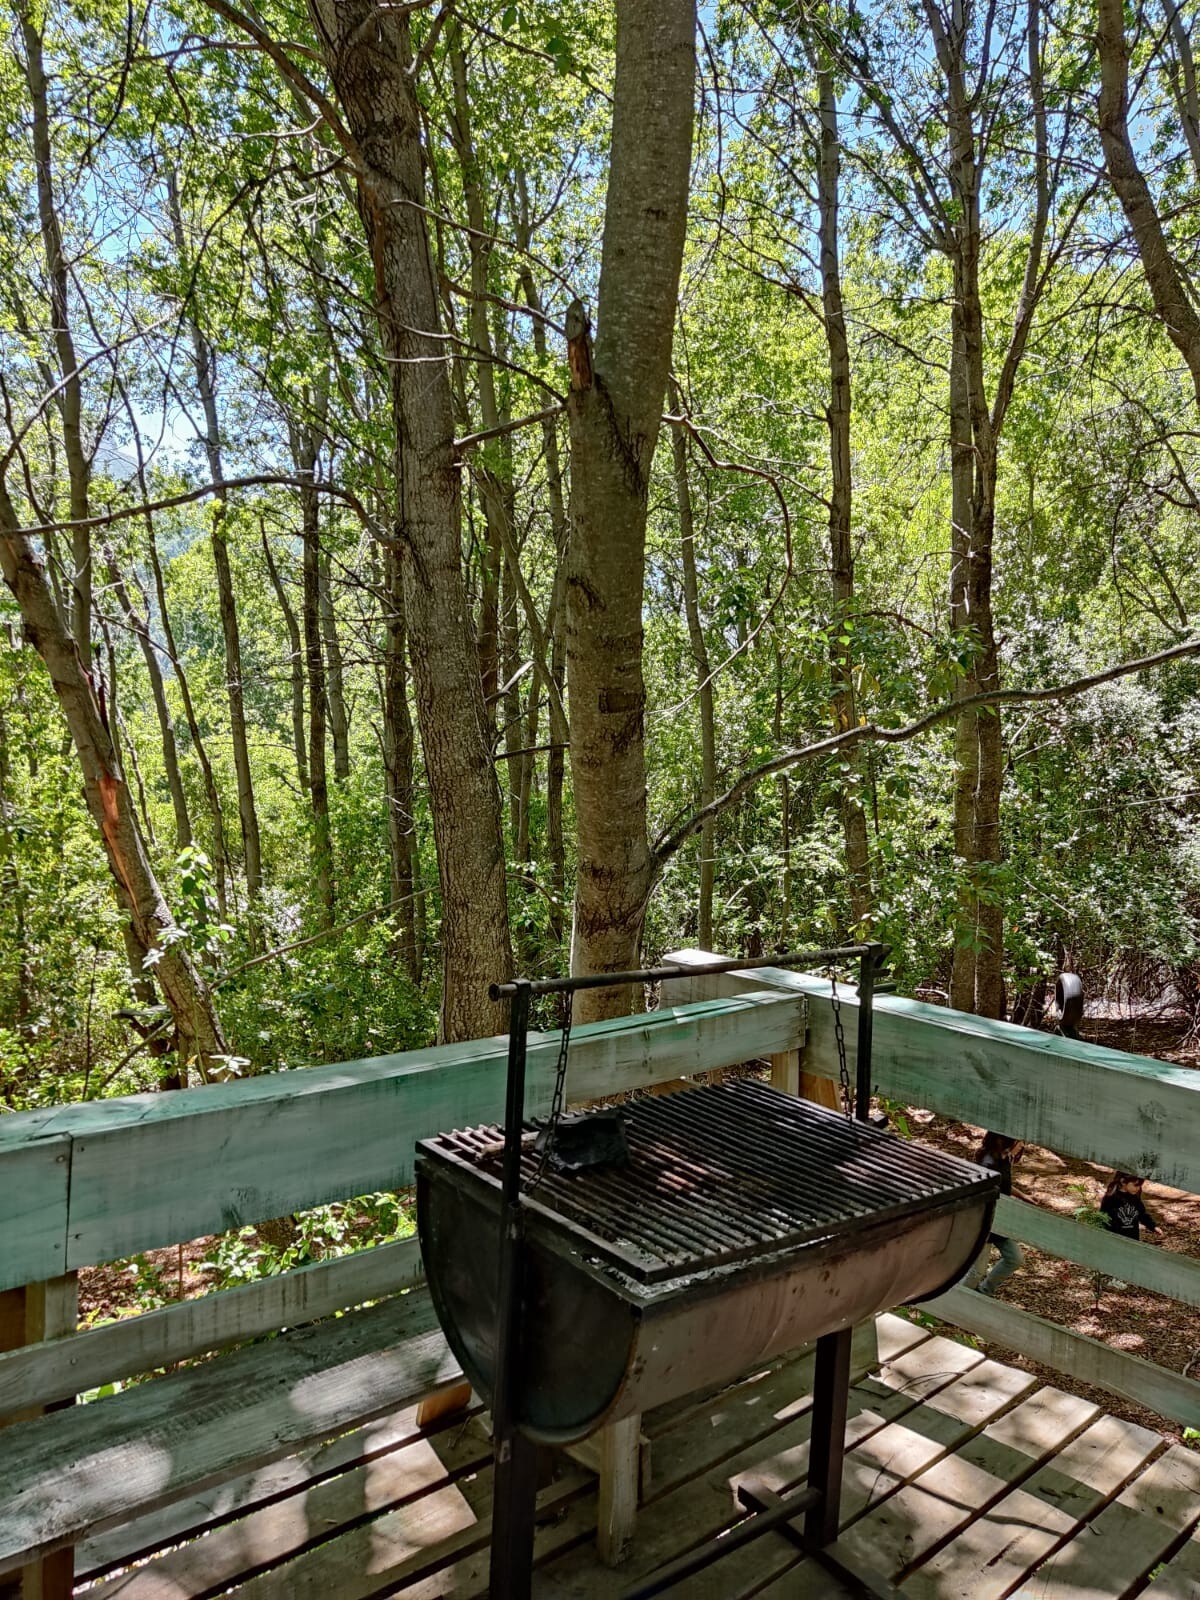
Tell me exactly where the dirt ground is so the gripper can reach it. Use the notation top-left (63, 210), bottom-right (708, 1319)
top-left (905, 1015), bottom-right (1200, 1444)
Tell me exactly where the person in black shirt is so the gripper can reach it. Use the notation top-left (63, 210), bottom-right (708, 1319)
top-left (965, 1132), bottom-right (1026, 1295)
top-left (1100, 1172), bottom-right (1158, 1241)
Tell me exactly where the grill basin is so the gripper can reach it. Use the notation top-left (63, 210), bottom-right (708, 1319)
top-left (416, 1079), bottom-right (997, 1444)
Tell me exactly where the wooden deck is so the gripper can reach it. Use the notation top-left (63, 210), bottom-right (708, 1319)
top-left (74, 1312), bottom-right (1200, 1600)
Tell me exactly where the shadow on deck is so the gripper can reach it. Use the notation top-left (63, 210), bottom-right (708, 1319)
top-left (74, 1312), bottom-right (1200, 1600)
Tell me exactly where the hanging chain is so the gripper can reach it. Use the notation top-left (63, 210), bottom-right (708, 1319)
top-left (830, 969), bottom-right (852, 1120)
top-left (529, 989), bottom-right (573, 1190)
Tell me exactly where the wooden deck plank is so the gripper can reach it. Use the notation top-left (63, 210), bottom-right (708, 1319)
top-left (900, 1411), bottom-right (1164, 1600)
top-left (226, 1470), bottom-right (593, 1600)
top-left (76, 1404), bottom-right (453, 1581)
top-left (1142, 1527), bottom-right (1200, 1598)
top-left (1021, 1443), bottom-right (1200, 1599)
top-left (925, 1408), bottom-right (1164, 1594)
top-left (0, 1291), bottom-right (459, 1574)
top-left (537, 1334), bottom-right (1006, 1598)
top-left (830, 1385), bottom-right (1099, 1583)
top-left (85, 1419), bottom-right (491, 1599)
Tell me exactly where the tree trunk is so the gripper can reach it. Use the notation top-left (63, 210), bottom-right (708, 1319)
top-left (320, 545), bottom-right (350, 782)
top-left (261, 528), bottom-right (309, 793)
top-left (19, 7), bottom-right (91, 659)
top-left (566, 0), bottom-right (696, 1020)
top-left (381, 542), bottom-right (421, 982)
top-left (306, 0), bottom-right (511, 1040)
top-left (167, 168), bottom-right (263, 904)
top-left (296, 430), bottom-right (335, 928)
top-left (671, 407), bottom-right (716, 949)
top-left (0, 486), bottom-right (228, 1073)
top-left (146, 527), bottom-right (230, 916)
top-left (104, 553), bottom-right (192, 851)
top-left (816, 63), bottom-right (871, 929)
top-left (1098, 0), bottom-right (1200, 408)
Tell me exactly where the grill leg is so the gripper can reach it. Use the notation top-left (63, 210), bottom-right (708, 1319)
top-left (490, 1426), bottom-right (539, 1600)
top-left (804, 1324), bottom-right (853, 1548)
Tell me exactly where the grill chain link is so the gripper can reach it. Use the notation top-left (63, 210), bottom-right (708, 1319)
top-left (830, 971), bottom-right (852, 1119)
top-left (529, 989), bottom-right (573, 1189)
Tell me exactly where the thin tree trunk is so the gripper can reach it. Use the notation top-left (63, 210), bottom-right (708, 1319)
top-left (381, 542), bottom-right (421, 982)
top-left (0, 704), bottom-right (33, 1029)
top-left (319, 544), bottom-right (350, 782)
top-left (0, 485), bottom-right (229, 1072)
top-left (816, 63), bottom-right (871, 928)
top-left (104, 552), bottom-right (192, 850)
top-left (566, 0), bottom-right (696, 1020)
top-left (306, 0), bottom-right (511, 1039)
top-left (261, 527), bottom-right (309, 792)
top-left (146, 527), bottom-right (229, 916)
top-left (19, 6), bottom-right (90, 659)
top-left (295, 428), bottom-right (335, 926)
top-left (671, 404), bottom-right (716, 949)
top-left (167, 167), bottom-right (263, 904)
top-left (1163, 0), bottom-right (1200, 182)
top-left (1097, 0), bottom-right (1200, 407)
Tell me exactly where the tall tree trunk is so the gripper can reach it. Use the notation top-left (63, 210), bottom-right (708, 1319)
top-left (670, 405), bottom-right (717, 948)
top-left (146, 526), bottom-right (229, 916)
top-left (104, 553), bottom-right (192, 851)
top-left (0, 485), bottom-right (229, 1072)
top-left (319, 544), bottom-right (350, 781)
top-left (295, 429), bottom-right (335, 927)
top-left (948, 315), bottom-right (979, 1012)
top-left (1097, 0), bottom-right (1200, 408)
top-left (1163, 0), bottom-right (1200, 182)
top-left (306, 0), bottom-right (511, 1039)
top-left (381, 541), bottom-right (421, 982)
top-left (566, 0), bottom-right (696, 1020)
top-left (167, 168), bottom-right (263, 904)
top-left (815, 63), bottom-right (871, 928)
top-left (19, 6), bottom-right (91, 659)
top-left (261, 527), bottom-right (309, 793)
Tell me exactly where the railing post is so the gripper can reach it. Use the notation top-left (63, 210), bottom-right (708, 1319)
top-left (0, 1274), bottom-right (78, 1600)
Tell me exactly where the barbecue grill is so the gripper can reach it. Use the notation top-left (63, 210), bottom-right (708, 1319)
top-left (414, 948), bottom-right (1000, 1599)
top-left (417, 1079), bottom-right (996, 1442)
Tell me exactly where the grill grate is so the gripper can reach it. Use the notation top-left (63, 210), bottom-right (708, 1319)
top-left (421, 1078), bottom-right (992, 1285)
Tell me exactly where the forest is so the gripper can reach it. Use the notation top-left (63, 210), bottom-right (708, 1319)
top-left (2, 0), bottom-right (1200, 1108)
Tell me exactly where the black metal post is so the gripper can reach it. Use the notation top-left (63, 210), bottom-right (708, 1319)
top-left (803, 1324), bottom-right (854, 1547)
top-left (855, 943), bottom-right (886, 1124)
top-left (489, 979), bottom-right (539, 1600)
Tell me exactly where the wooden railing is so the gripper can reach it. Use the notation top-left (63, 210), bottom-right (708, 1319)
top-left (669, 948), bottom-right (1200, 1431)
top-left (3, 948), bottom-right (1200, 1585)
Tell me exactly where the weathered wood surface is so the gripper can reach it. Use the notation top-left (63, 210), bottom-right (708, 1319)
top-left (85, 1409), bottom-right (492, 1599)
top-left (995, 1193), bottom-right (1200, 1307)
top-left (0, 1135), bottom-right (70, 1294)
top-left (903, 1410), bottom-right (1163, 1599)
top-left (667, 948), bottom-right (1200, 1195)
top-left (833, 1384), bottom-right (1099, 1582)
top-left (1145, 1528), bottom-right (1200, 1598)
top-left (1025, 1442), bottom-right (1200, 1599)
top-left (0, 1289), bottom-right (460, 1574)
top-left (925, 1282), bottom-right (1200, 1430)
top-left (76, 1402), bottom-right (453, 1581)
top-left (0, 992), bottom-right (803, 1283)
top-left (0, 1235), bottom-right (424, 1415)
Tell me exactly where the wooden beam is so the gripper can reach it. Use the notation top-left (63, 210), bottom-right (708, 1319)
top-left (995, 1194), bottom-right (1200, 1309)
top-left (924, 1283), bottom-right (1200, 1431)
top-left (0, 992), bottom-right (805, 1283)
top-left (0, 1236), bottom-right (425, 1416)
top-left (666, 949), bottom-right (1200, 1196)
top-left (595, 1412), bottom-right (642, 1566)
top-left (0, 1139), bottom-right (70, 1296)
top-left (0, 1290), bottom-right (461, 1575)
top-left (0, 1275), bottom-right (78, 1600)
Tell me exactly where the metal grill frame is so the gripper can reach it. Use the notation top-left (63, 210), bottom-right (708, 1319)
top-left (465, 944), bottom-right (898, 1600)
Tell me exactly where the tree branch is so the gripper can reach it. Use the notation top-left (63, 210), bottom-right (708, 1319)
top-left (653, 635), bottom-right (1200, 864)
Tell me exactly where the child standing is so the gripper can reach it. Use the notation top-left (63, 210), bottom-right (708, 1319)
top-left (1100, 1173), bottom-right (1158, 1241)
top-left (966, 1132), bottom-right (1026, 1295)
